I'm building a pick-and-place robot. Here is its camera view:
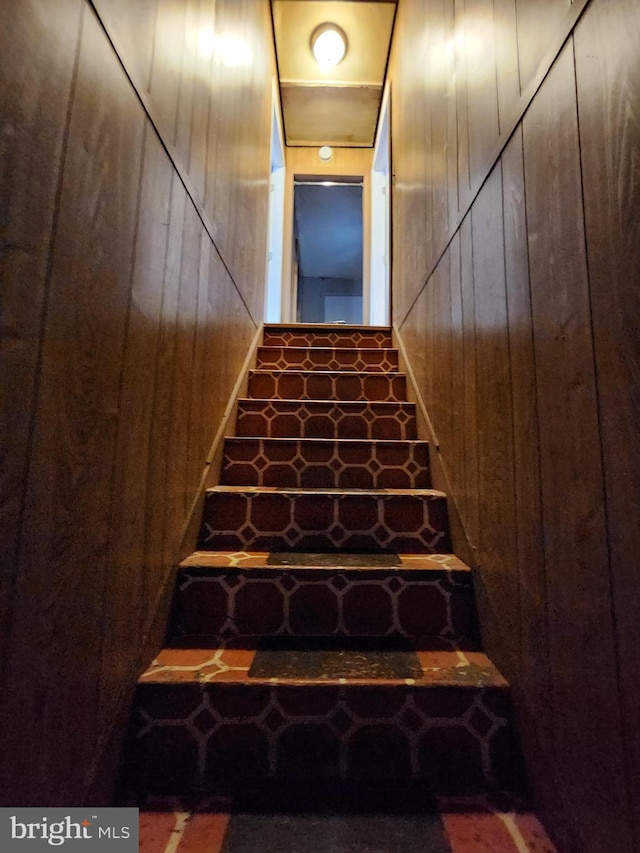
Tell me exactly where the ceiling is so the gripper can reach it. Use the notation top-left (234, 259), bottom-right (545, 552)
top-left (272, 1), bottom-right (397, 147)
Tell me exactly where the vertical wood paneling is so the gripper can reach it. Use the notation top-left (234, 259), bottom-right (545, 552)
top-left (429, 0), bottom-right (450, 251)
top-left (493, 0), bottom-right (521, 129)
top-left (189, 0), bottom-right (216, 201)
top-left (391, 1), bottom-right (638, 849)
top-left (2, 7), bottom-right (146, 804)
top-left (515, 0), bottom-right (571, 90)
top-left (144, 176), bottom-right (186, 589)
top-left (448, 234), bottom-right (466, 506)
top-left (174, 0), bottom-right (199, 168)
top-left (390, 0), bottom-right (433, 322)
top-left (92, 0), bottom-right (158, 90)
top-left (454, 0), bottom-right (472, 206)
top-left (0, 0), bottom-right (82, 683)
top-left (464, 0), bottom-right (499, 188)
top-left (150, 0), bottom-right (187, 144)
top-left (523, 41), bottom-right (630, 853)
top-left (99, 126), bottom-right (173, 733)
top-left (0, 0), bottom-right (274, 806)
top-left (575, 1), bottom-right (640, 846)
top-left (459, 214), bottom-right (479, 547)
top-left (471, 168), bottom-right (519, 663)
top-left (164, 202), bottom-right (201, 558)
top-left (501, 125), bottom-right (550, 739)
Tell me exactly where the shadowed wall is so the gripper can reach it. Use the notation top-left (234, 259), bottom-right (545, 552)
top-left (0, 0), bottom-right (275, 805)
top-left (388, 1), bottom-right (640, 851)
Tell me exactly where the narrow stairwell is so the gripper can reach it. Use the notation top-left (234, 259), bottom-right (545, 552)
top-left (125, 324), bottom-right (522, 797)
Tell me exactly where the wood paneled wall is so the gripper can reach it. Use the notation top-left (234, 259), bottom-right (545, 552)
top-left (389, 1), bottom-right (640, 851)
top-left (0, 0), bottom-right (275, 805)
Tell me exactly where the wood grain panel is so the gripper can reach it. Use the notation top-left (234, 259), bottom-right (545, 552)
top-left (0, 0), bottom-right (82, 683)
top-left (389, 0), bottom-right (433, 323)
top-left (463, 0), bottom-right (500, 188)
top-left (431, 251), bottom-right (452, 457)
top-left (523, 41), bottom-right (630, 853)
top-left (575, 0), bottom-right (640, 845)
top-left (174, 0), bottom-right (199, 169)
top-left (515, 0), bottom-right (571, 91)
top-left (143, 175), bottom-right (186, 597)
top-left (428, 0), bottom-right (450, 249)
top-left (454, 0), bottom-right (471, 205)
top-left (149, 0), bottom-right (187, 145)
top-left (459, 213), bottom-right (479, 547)
top-left (447, 233), bottom-right (466, 510)
top-left (98, 125), bottom-right (173, 734)
top-left (164, 201), bottom-right (201, 559)
top-left (92, 0), bottom-right (158, 91)
top-left (391, 1), bottom-right (639, 849)
top-left (470, 167), bottom-right (519, 666)
top-left (493, 0), bottom-right (521, 130)
top-left (500, 125), bottom-right (549, 730)
top-left (444, 0), bottom-right (458, 227)
top-left (2, 7), bottom-right (145, 805)
top-left (189, 0), bottom-right (216, 202)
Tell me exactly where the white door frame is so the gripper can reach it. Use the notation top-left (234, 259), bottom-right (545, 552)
top-left (368, 81), bottom-right (391, 325)
top-left (264, 77), bottom-right (286, 322)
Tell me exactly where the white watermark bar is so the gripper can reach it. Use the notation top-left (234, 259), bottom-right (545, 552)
top-left (1, 809), bottom-right (138, 851)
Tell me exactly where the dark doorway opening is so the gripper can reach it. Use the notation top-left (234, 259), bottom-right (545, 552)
top-left (294, 179), bottom-right (363, 324)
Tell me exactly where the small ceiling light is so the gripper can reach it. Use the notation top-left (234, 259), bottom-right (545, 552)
top-left (311, 23), bottom-right (348, 70)
top-left (318, 146), bottom-right (333, 161)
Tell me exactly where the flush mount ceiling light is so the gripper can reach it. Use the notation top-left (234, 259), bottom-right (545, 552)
top-left (310, 23), bottom-right (348, 70)
top-left (318, 146), bottom-right (333, 161)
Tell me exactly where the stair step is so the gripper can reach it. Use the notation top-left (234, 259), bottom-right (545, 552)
top-left (126, 642), bottom-right (519, 795)
top-left (256, 346), bottom-right (399, 373)
top-left (263, 324), bottom-right (393, 349)
top-left (168, 551), bottom-right (475, 644)
top-left (248, 370), bottom-right (407, 402)
top-left (197, 487), bottom-right (451, 553)
top-left (236, 399), bottom-right (417, 440)
top-left (221, 438), bottom-right (430, 489)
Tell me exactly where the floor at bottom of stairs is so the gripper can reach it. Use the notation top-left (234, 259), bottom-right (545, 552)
top-left (134, 780), bottom-right (559, 852)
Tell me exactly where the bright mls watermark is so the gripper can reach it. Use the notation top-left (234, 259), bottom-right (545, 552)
top-left (1, 809), bottom-right (138, 851)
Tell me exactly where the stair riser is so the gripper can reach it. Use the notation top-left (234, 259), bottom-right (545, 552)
top-left (221, 439), bottom-right (430, 489)
top-left (236, 402), bottom-right (417, 440)
top-left (263, 330), bottom-right (393, 349)
top-left (248, 371), bottom-right (407, 402)
top-left (128, 683), bottom-right (517, 794)
top-left (168, 569), bottom-right (476, 642)
top-left (198, 492), bottom-right (451, 553)
top-left (257, 347), bottom-right (398, 373)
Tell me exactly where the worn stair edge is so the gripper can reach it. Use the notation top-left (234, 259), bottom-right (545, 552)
top-left (125, 645), bottom-right (520, 795)
top-left (167, 555), bottom-right (478, 644)
top-left (198, 487), bottom-right (452, 553)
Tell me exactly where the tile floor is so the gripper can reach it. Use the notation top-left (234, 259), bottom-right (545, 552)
top-left (136, 782), bottom-right (559, 852)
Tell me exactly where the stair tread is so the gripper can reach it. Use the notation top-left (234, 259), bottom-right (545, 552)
top-left (239, 398), bottom-right (414, 407)
top-left (224, 436), bottom-right (427, 446)
top-left (139, 643), bottom-right (507, 689)
top-left (207, 485), bottom-right (446, 497)
top-left (250, 369), bottom-right (405, 376)
top-left (179, 550), bottom-right (471, 572)
top-left (264, 324), bottom-right (392, 332)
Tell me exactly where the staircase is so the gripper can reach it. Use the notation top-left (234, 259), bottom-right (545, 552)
top-left (124, 324), bottom-right (521, 798)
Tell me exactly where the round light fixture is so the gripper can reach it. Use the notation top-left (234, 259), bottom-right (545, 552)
top-left (318, 146), bottom-right (333, 161)
top-left (311, 23), bottom-right (348, 70)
